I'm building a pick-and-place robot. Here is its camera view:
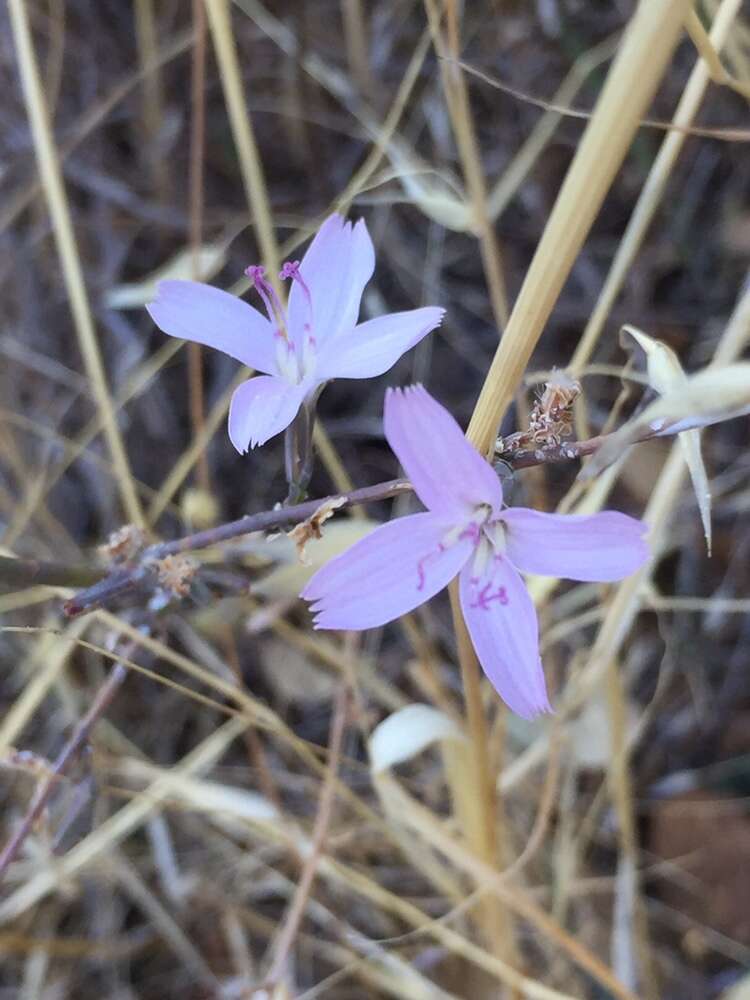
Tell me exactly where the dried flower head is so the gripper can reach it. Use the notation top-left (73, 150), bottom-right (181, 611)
top-left (496, 370), bottom-right (581, 458)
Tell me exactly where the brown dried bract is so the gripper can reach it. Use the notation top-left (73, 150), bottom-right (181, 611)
top-left (287, 497), bottom-right (346, 564)
top-left (153, 554), bottom-right (198, 598)
top-left (99, 524), bottom-right (147, 565)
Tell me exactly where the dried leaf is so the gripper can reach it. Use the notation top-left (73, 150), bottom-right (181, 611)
top-left (620, 325), bottom-right (712, 552)
top-left (399, 176), bottom-right (471, 231)
top-left (117, 760), bottom-right (278, 825)
top-left (286, 496), bottom-right (346, 565)
top-left (104, 244), bottom-right (227, 309)
top-left (387, 143), bottom-right (471, 232)
top-left (369, 704), bottom-right (465, 773)
top-left (584, 361), bottom-right (750, 536)
top-left (621, 324), bottom-right (684, 394)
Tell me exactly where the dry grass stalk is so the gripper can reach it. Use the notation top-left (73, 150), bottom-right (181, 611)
top-left (466, 0), bottom-right (691, 455)
top-left (2, 2), bottom-right (749, 995)
top-left (204, 0), bottom-right (281, 281)
top-left (7, 0), bottom-right (144, 528)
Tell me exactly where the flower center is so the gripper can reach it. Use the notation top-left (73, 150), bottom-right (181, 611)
top-left (414, 504), bottom-right (494, 593)
top-left (465, 518), bottom-right (510, 611)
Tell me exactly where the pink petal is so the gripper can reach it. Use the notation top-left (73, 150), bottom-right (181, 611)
top-left (501, 508), bottom-right (649, 581)
top-left (302, 512), bottom-right (473, 630)
top-left (384, 386), bottom-right (503, 519)
top-left (287, 215), bottom-right (374, 346)
top-left (147, 280), bottom-right (276, 374)
top-left (459, 558), bottom-right (551, 719)
top-left (228, 376), bottom-right (306, 452)
top-left (314, 307), bottom-right (445, 381)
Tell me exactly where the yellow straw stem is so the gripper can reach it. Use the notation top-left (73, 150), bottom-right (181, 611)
top-left (466, 0), bottom-right (691, 455)
top-left (205, 0), bottom-right (281, 283)
top-left (8, 0), bottom-right (145, 528)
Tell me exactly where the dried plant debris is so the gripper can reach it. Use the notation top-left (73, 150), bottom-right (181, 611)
top-left (620, 325), bottom-right (712, 552)
top-left (286, 496), bottom-right (346, 565)
top-left (98, 525), bottom-right (147, 565)
top-left (496, 371), bottom-right (581, 459)
top-left (151, 553), bottom-right (198, 599)
top-left (583, 362), bottom-right (750, 480)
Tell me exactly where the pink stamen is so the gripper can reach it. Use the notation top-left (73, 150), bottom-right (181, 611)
top-left (245, 265), bottom-right (289, 340)
top-left (280, 259), bottom-right (314, 336)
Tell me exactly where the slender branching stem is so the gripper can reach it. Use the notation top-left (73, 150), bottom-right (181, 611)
top-left (0, 652), bottom-right (130, 882)
top-left (37, 418), bottom-right (680, 617)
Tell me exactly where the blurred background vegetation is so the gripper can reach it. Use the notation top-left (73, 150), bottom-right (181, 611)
top-left (0, 1), bottom-right (749, 997)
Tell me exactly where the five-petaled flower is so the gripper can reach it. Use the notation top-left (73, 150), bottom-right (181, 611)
top-left (146, 215), bottom-right (444, 452)
top-left (302, 386), bottom-right (649, 718)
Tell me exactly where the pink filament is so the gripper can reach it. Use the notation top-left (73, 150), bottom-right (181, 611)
top-left (280, 259), bottom-right (315, 340)
top-left (245, 265), bottom-right (289, 341)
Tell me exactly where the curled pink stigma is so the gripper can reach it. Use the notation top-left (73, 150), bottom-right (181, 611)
top-left (244, 264), bottom-right (288, 338)
top-left (280, 259), bottom-right (314, 335)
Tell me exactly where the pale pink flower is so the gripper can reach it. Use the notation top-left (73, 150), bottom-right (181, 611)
top-left (147, 215), bottom-right (444, 452)
top-left (302, 386), bottom-right (649, 718)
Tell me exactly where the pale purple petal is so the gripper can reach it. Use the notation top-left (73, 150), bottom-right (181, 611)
top-left (459, 558), bottom-right (551, 719)
top-left (314, 308), bottom-right (445, 381)
top-left (147, 280), bottom-right (276, 374)
top-left (287, 215), bottom-right (375, 346)
top-left (384, 386), bottom-right (503, 519)
top-left (501, 508), bottom-right (649, 581)
top-left (228, 376), bottom-right (305, 452)
top-left (302, 512), bottom-right (474, 630)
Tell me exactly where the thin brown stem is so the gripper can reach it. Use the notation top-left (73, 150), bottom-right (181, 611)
top-left (63, 479), bottom-right (411, 616)
top-left (264, 682), bottom-right (349, 985)
top-left (61, 416), bottom-right (682, 618)
top-left (0, 653), bottom-right (130, 882)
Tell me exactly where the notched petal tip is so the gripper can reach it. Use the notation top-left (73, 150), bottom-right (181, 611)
top-left (525, 681), bottom-right (554, 720)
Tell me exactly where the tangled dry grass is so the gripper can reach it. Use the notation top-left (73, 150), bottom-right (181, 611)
top-left (1, 1), bottom-right (750, 997)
